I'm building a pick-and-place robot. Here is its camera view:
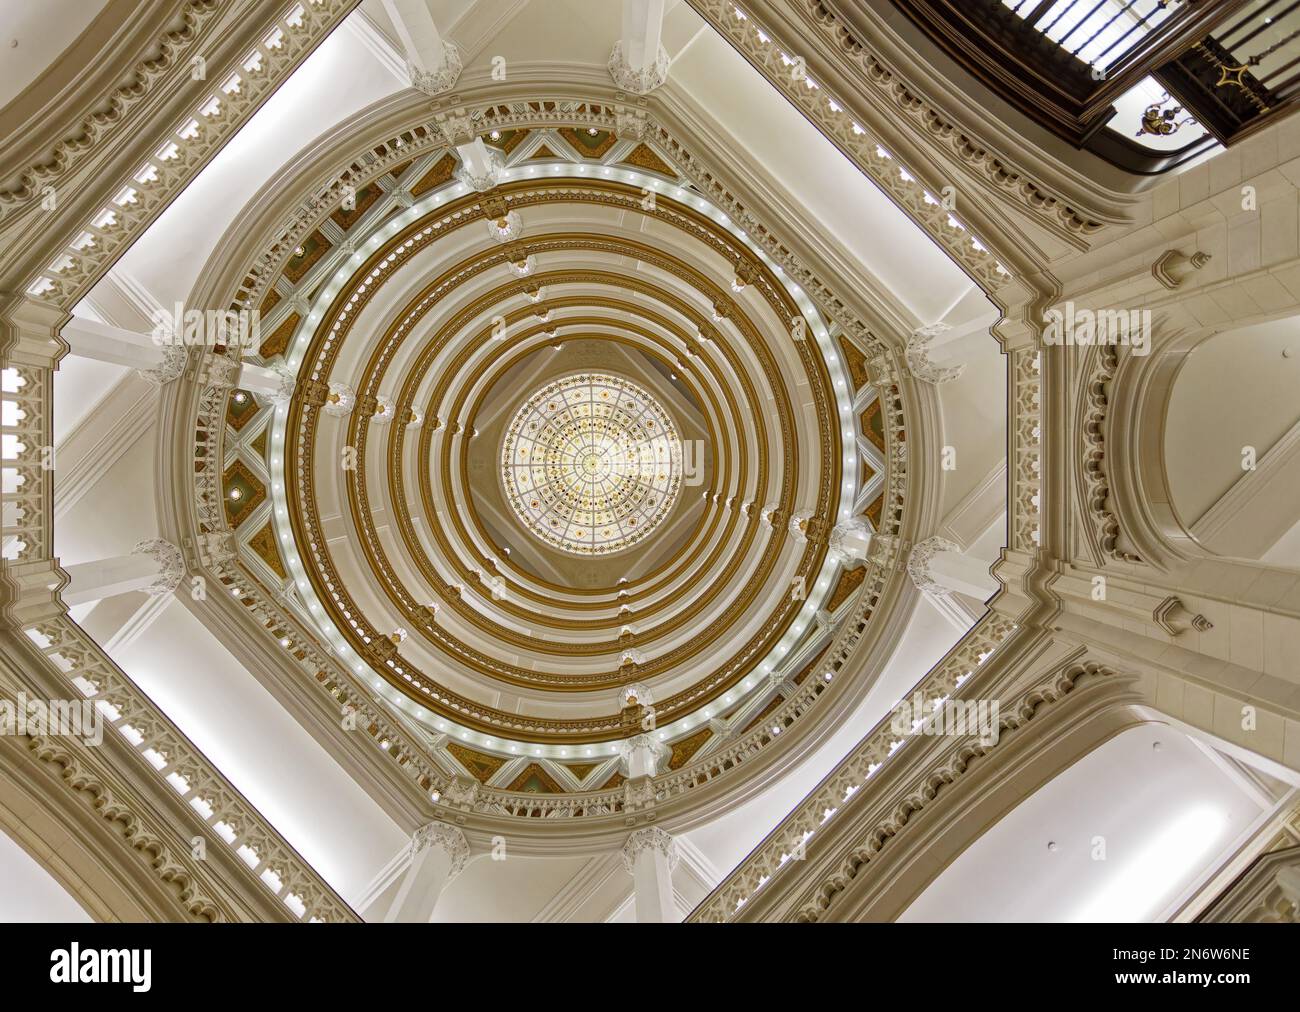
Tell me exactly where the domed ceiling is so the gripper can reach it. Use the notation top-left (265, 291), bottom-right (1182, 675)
top-left (201, 108), bottom-right (895, 791)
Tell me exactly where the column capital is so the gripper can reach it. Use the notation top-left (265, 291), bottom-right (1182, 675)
top-left (622, 825), bottom-right (678, 875)
top-left (253, 363), bottom-right (296, 406)
top-left (829, 518), bottom-right (872, 567)
top-left (454, 142), bottom-right (505, 192)
top-left (408, 41), bottom-right (463, 96)
top-left (615, 732), bottom-right (669, 776)
top-left (412, 821), bottom-right (470, 877)
top-left (905, 325), bottom-right (964, 385)
top-left (609, 40), bottom-right (670, 94)
top-left (132, 538), bottom-right (185, 596)
top-left (906, 536), bottom-right (962, 596)
top-left (139, 343), bottom-right (189, 386)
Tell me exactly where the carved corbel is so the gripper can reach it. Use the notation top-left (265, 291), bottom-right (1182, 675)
top-left (1152, 249), bottom-right (1211, 289)
top-left (1153, 596), bottom-right (1213, 636)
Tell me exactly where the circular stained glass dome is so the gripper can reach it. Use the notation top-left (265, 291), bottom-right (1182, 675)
top-left (501, 372), bottom-right (683, 556)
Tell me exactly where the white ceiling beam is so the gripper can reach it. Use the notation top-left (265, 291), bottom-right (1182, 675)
top-left (381, 0), bottom-right (462, 96)
top-left (61, 540), bottom-right (182, 607)
top-left (609, 0), bottom-right (670, 94)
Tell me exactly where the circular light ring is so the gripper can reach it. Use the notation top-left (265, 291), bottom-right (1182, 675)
top-left (500, 371), bottom-right (683, 556)
top-left (277, 179), bottom-right (850, 740)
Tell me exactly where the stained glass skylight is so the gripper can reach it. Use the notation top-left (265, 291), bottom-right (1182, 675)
top-left (501, 372), bottom-right (683, 555)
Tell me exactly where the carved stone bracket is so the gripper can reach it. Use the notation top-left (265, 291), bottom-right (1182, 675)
top-left (137, 344), bottom-right (188, 386)
top-left (1153, 596), bottom-right (1213, 636)
top-left (1152, 249), bottom-right (1212, 290)
top-left (905, 323), bottom-right (964, 384)
top-left (906, 536), bottom-right (962, 596)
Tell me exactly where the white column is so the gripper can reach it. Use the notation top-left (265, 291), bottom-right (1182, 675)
top-left (609, 0), bottom-right (669, 94)
top-left (829, 519), bottom-right (872, 567)
top-left (454, 137), bottom-right (504, 192)
top-left (205, 356), bottom-right (296, 405)
top-left (380, 821), bottom-right (470, 923)
top-left (63, 316), bottom-right (186, 384)
top-left (61, 539), bottom-right (184, 606)
top-left (381, 0), bottom-right (462, 95)
top-left (905, 313), bottom-right (998, 385)
top-left (617, 733), bottom-right (666, 778)
top-left (622, 826), bottom-right (678, 922)
top-left (907, 536), bottom-right (998, 601)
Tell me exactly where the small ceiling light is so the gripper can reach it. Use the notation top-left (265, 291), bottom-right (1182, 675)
top-left (490, 130), bottom-right (501, 141)
top-left (293, 245), bottom-right (305, 257)
top-left (228, 487), bottom-right (243, 501)
top-left (587, 126), bottom-right (598, 135)
top-left (233, 392), bottom-right (247, 404)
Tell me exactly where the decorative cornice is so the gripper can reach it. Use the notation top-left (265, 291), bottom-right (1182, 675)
top-left (1081, 344), bottom-right (1140, 563)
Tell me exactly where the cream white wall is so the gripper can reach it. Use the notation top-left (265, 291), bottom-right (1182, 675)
top-left (0, 829), bottom-right (92, 922)
top-left (899, 725), bottom-right (1268, 922)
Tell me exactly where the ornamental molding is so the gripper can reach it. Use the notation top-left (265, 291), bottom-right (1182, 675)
top-left (684, 0), bottom-right (1017, 290)
top-left (412, 821), bottom-right (470, 876)
top-left (1011, 348), bottom-right (1042, 552)
top-left (5, 723), bottom-right (229, 922)
top-left (1080, 344), bottom-right (1140, 563)
top-left (133, 537), bottom-right (186, 596)
top-left (0, 1), bottom-right (226, 207)
top-left (608, 41), bottom-right (671, 94)
top-left (906, 536), bottom-right (962, 597)
top-left (10, 617), bottom-right (356, 920)
top-left (622, 826), bottom-right (680, 873)
top-left (771, 0), bottom-right (1111, 243)
top-left (688, 613), bottom-right (1020, 921)
top-left (904, 324), bottom-right (964, 385)
top-left (10, 0), bottom-right (356, 310)
top-left (406, 41), bottom-right (463, 97)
